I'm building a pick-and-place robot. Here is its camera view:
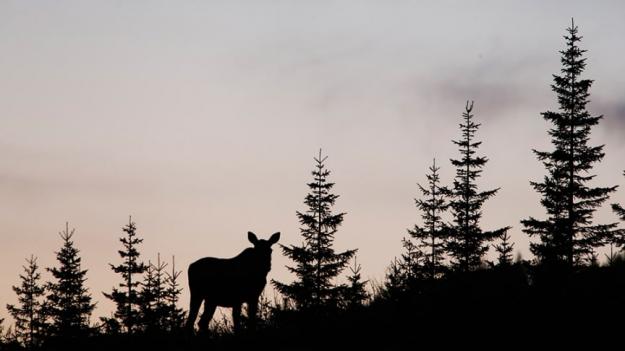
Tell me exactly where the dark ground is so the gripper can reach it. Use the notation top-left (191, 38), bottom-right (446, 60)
top-left (5, 262), bottom-right (624, 350)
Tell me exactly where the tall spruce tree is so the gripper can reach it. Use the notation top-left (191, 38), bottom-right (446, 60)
top-left (447, 101), bottom-right (510, 272)
top-left (103, 216), bottom-right (147, 333)
top-left (521, 20), bottom-right (618, 267)
top-left (45, 223), bottom-right (95, 337)
top-left (273, 150), bottom-right (356, 311)
top-left (405, 159), bottom-right (449, 279)
top-left (6, 255), bottom-right (47, 348)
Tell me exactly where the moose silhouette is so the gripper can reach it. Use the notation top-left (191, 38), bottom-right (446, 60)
top-left (186, 231), bottom-right (280, 333)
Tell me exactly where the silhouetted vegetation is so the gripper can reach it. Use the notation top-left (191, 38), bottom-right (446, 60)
top-left (447, 101), bottom-right (511, 271)
top-left (404, 158), bottom-right (449, 280)
top-left (521, 19), bottom-right (619, 268)
top-left (162, 257), bottom-right (186, 332)
top-left (102, 217), bottom-right (147, 334)
top-left (342, 257), bottom-right (369, 309)
top-left (6, 256), bottom-right (46, 348)
top-left (43, 223), bottom-right (95, 339)
top-left (494, 229), bottom-right (514, 266)
top-left (272, 150), bottom-right (357, 312)
top-left (139, 255), bottom-right (169, 332)
top-left (3, 19), bottom-right (625, 350)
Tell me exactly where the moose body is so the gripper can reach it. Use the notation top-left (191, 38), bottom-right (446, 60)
top-left (186, 232), bottom-right (280, 332)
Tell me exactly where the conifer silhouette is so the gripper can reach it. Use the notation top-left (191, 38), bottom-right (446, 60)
top-left (399, 235), bottom-right (424, 285)
top-left (163, 256), bottom-right (185, 331)
top-left (405, 159), bottom-right (449, 279)
top-left (45, 223), bottom-right (95, 338)
top-left (139, 261), bottom-right (157, 331)
top-left (6, 255), bottom-right (47, 348)
top-left (342, 257), bottom-right (369, 309)
top-left (139, 254), bottom-right (169, 332)
top-left (102, 216), bottom-right (147, 333)
top-left (447, 101), bottom-right (510, 271)
top-left (273, 150), bottom-right (356, 311)
top-left (381, 258), bottom-right (408, 302)
top-left (493, 230), bottom-right (514, 266)
top-left (521, 19), bottom-right (618, 267)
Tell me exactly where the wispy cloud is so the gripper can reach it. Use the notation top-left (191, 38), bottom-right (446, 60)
top-left (592, 99), bottom-right (625, 138)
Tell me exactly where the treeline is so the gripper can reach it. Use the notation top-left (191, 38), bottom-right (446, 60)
top-left (1, 218), bottom-right (185, 350)
top-left (2, 19), bottom-right (625, 350)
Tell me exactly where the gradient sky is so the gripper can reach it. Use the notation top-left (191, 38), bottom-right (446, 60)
top-left (1, 0), bottom-right (625, 323)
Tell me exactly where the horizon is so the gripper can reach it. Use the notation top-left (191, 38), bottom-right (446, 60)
top-left (2, 0), bottom-right (625, 325)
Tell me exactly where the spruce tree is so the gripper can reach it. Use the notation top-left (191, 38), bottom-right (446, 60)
top-left (493, 230), bottom-right (514, 266)
top-left (381, 258), bottom-right (408, 302)
top-left (274, 240), bottom-right (316, 309)
top-left (405, 159), bottom-right (449, 279)
top-left (342, 257), bottom-right (369, 309)
top-left (447, 101), bottom-right (510, 271)
top-left (6, 255), bottom-right (47, 348)
top-left (45, 223), bottom-right (95, 338)
top-left (164, 256), bottom-right (185, 331)
top-left (399, 235), bottom-right (424, 285)
top-left (521, 20), bottom-right (618, 267)
top-left (103, 216), bottom-right (147, 333)
top-left (138, 262), bottom-right (157, 331)
top-left (273, 150), bottom-right (357, 311)
top-left (139, 254), bottom-right (169, 332)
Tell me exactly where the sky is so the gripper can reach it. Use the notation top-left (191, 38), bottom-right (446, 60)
top-left (1, 0), bottom-right (625, 323)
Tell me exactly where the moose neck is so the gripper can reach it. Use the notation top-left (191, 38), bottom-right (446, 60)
top-left (239, 248), bottom-right (271, 276)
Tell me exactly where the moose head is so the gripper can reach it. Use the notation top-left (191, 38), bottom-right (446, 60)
top-left (247, 231), bottom-right (280, 272)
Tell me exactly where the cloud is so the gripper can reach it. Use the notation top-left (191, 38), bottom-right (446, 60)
top-left (407, 54), bottom-right (552, 123)
top-left (592, 99), bottom-right (625, 135)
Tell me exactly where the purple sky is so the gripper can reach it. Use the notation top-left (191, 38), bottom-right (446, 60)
top-left (1, 0), bottom-right (624, 323)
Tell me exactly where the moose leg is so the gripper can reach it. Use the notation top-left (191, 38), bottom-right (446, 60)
top-left (247, 299), bottom-right (258, 331)
top-left (232, 304), bottom-right (242, 334)
top-left (198, 301), bottom-right (216, 333)
top-left (185, 293), bottom-right (203, 331)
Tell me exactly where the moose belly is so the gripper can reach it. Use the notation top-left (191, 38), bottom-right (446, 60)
top-left (200, 275), bottom-right (266, 307)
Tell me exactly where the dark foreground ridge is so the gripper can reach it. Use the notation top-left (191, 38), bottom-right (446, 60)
top-left (4, 260), bottom-right (623, 350)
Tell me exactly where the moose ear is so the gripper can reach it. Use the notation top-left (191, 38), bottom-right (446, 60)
top-left (268, 232), bottom-right (280, 245)
top-left (248, 232), bottom-right (259, 245)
